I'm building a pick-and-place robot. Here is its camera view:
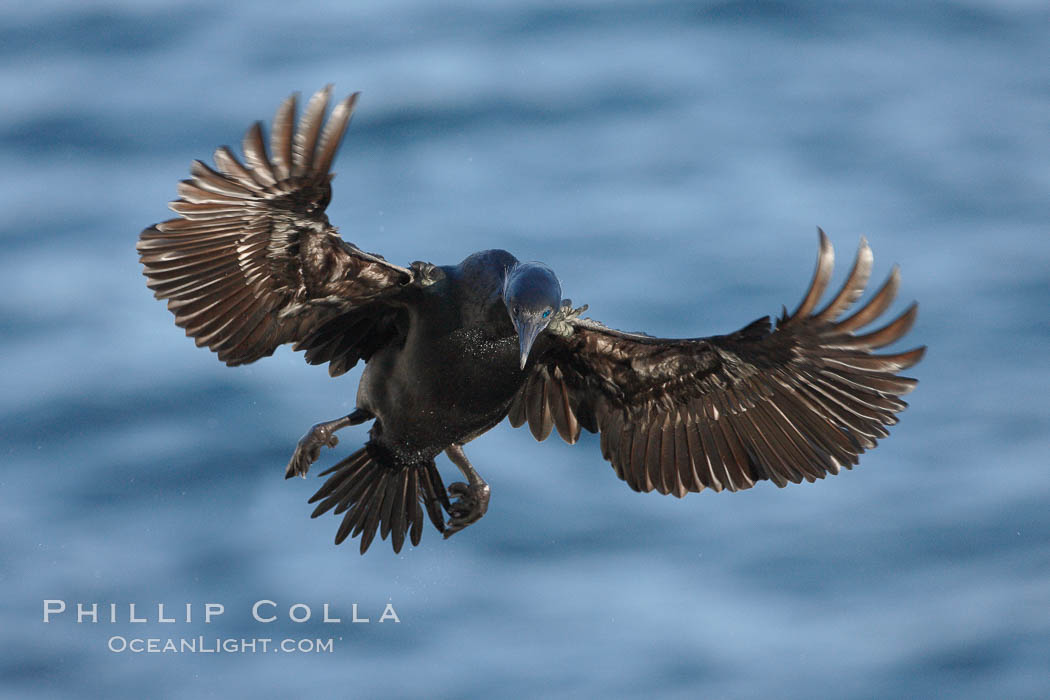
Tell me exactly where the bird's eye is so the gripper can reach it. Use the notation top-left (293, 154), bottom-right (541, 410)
top-left (542, 309), bottom-right (551, 319)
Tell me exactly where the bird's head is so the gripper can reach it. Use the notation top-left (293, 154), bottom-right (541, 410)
top-left (503, 262), bottom-right (562, 370)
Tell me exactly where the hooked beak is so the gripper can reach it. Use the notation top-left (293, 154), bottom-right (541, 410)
top-left (515, 317), bottom-right (546, 370)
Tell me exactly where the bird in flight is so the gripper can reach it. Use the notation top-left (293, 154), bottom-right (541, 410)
top-left (138, 87), bottom-right (924, 554)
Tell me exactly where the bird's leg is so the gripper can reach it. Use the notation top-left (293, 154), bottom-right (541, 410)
top-left (285, 408), bottom-right (373, 479)
top-left (442, 444), bottom-right (491, 539)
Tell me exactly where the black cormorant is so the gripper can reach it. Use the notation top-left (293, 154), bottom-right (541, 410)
top-left (138, 87), bottom-right (925, 554)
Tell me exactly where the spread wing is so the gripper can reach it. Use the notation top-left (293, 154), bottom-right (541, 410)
top-left (138, 86), bottom-right (415, 373)
top-left (509, 231), bottom-right (925, 496)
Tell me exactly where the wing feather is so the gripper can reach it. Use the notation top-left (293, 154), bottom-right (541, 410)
top-left (293, 86), bottom-right (330, 177)
top-left (644, 419), bottom-right (663, 494)
top-left (270, 93), bottom-right (296, 181)
top-left (240, 122), bottom-right (278, 187)
top-left (674, 417), bottom-right (696, 494)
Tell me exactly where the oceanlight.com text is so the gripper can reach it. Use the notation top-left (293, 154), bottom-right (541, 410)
top-left (107, 636), bottom-right (336, 654)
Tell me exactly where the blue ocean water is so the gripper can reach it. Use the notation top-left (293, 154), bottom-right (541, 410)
top-left (1, 1), bottom-right (1047, 697)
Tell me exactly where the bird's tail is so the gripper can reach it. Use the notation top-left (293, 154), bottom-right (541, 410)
top-left (308, 442), bottom-right (449, 554)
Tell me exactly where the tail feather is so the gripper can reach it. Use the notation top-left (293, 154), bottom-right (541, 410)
top-left (309, 443), bottom-right (446, 554)
top-left (419, 461), bottom-right (451, 532)
top-left (408, 470), bottom-right (424, 547)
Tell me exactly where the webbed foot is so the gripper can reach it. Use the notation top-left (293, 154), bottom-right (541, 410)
top-left (284, 409), bottom-right (372, 479)
top-left (443, 481), bottom-right (491, 538)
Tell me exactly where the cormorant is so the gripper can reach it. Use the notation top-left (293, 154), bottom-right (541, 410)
top-left (138, 87), bottom-right (925, 554)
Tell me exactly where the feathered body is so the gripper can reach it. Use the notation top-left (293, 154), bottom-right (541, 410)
top-left (138, 88), bottom-right (925, 554)
top-left (358, 250), bottom-right (529, 460)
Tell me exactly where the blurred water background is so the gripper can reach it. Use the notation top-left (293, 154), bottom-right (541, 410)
top-left (1, 1), bottom-right (1047, 698)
